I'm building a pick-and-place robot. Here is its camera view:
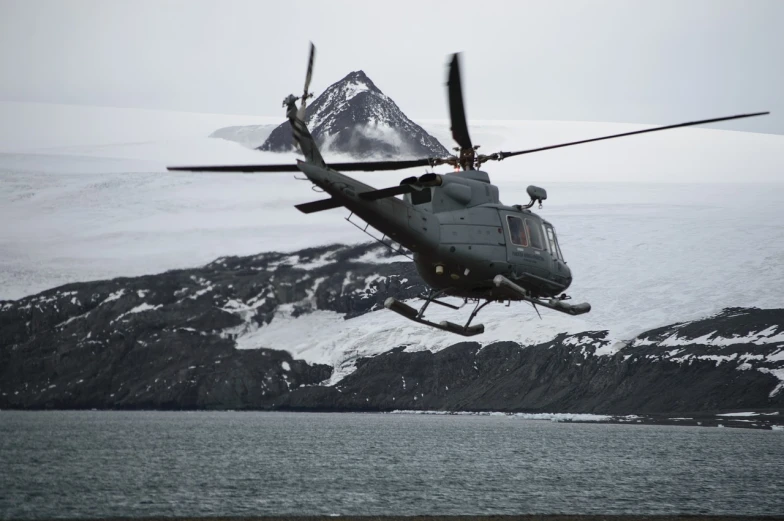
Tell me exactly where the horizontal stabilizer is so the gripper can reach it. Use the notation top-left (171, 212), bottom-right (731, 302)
top-left (295, 198), bottom-right (343, 214)
top-left (359, 185), bottom-right (415, 201)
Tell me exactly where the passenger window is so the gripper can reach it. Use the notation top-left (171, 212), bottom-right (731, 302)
top-left (506, 216), bottom-right (528, 246)
top-left (525, 219), bottom-right (544, 249)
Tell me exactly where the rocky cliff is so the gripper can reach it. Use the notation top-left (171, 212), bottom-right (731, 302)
top-left (1, 243), bottom-right (783, 425)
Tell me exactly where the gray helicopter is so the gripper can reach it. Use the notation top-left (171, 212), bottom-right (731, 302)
top-left (169, 44), bottom-right (768, 336)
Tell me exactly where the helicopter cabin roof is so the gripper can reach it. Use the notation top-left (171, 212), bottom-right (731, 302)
top-left (492, 203), bottom-right (551, 224)
top-left (450, 169), bottom-right (491, 183)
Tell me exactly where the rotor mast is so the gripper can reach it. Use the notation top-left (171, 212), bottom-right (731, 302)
top-left (447, 54), bottom-right (478, 171)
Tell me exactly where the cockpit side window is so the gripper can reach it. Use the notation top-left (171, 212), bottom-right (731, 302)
top-left (525, 219), bottom-right (544, 250)
top-left (507, 216), bottom-right (528, 246)
top-left (544, 224), bottom-right (563, 260)
top-left (555, 234), bottom-right (564, 260)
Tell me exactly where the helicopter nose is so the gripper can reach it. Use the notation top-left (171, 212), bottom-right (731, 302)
top-left (561, 263), bottom-right (573, 290)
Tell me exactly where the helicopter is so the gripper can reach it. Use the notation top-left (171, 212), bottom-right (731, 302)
top-left (169, 44), bottom-right (768, 337)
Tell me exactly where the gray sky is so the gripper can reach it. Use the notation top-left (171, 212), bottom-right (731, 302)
top-left (1, 0), bottom-right (782, 133)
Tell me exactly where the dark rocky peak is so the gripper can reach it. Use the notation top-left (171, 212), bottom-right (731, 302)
top-left (258, 70), bottom-right (449, 159)
top-left (340, 70), bottom-right (378, 90)
top-left (345, 70), bottom-right (370, 80)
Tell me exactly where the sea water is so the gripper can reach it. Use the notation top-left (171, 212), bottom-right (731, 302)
top-left (1, 411), bottom-right (782, 518)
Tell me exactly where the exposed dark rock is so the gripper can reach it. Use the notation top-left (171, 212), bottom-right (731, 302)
top-left (0, 243), bottom-right (421, 410)
top-left (278, 324), bottom-right (784, 415)
top-left (259, 70), bottom-right (449, 159)
top-left (1, 243), bottom-right (782, 422)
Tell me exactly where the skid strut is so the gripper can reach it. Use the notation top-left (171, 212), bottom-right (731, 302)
top-left (385, 290), bottom-right (487, 337)
top-left (384, 276), bottom-right (590, 336)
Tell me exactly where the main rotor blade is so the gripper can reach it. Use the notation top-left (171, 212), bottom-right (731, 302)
top-left (331, 158), bottom-right (433, 171)
top-left (495, 112), bottom-right (770, 160)
top-left (167, 158), bottom-right (435, 173)
top-left (168, 164), bottom-right (301, 172)
top-left (447, 53), bottom-right (473, 151)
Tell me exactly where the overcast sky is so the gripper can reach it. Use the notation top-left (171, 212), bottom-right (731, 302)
top-left (1, 0), bottom-right (781, 133)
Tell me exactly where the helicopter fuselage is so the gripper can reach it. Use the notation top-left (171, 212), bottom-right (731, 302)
top-left (297, 162), bottom-right (571, 301)
top-left (412, 204), bottom-right (572, 300)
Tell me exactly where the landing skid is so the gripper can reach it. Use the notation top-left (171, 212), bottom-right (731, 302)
top-left (492, 275), bottom-right (591, 316)
top-left (384, 289), bottom-right (488, 337)
top-left (384, 276), bottom-right (591, 336)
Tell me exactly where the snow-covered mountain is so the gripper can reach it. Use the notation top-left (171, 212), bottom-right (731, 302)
top-left (257, 71), bottom-right (449, 158)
